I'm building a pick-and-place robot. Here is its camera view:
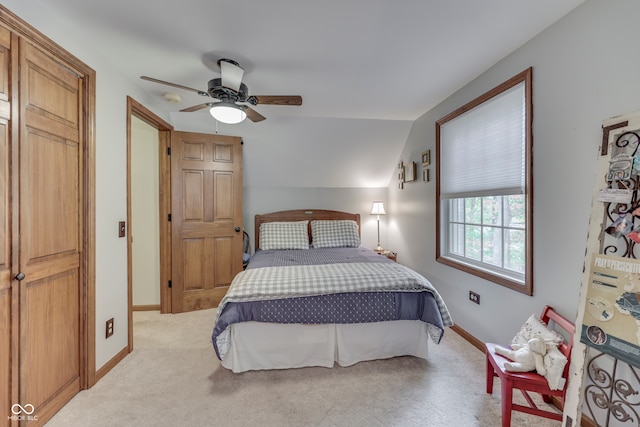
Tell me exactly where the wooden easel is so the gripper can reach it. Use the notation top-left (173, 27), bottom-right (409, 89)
top-left (563, 111), bottom-right (640, 426)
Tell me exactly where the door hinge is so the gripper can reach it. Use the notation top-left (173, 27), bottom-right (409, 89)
top-left (168, 213), bottom-right (172, 222)
top-left (167, 147), bottom-right (171, 155)
top-left (168, 280), bottom-right (172, 288)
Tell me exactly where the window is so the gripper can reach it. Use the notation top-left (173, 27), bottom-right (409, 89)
top-left (436, 68), bottom-right (533, 295)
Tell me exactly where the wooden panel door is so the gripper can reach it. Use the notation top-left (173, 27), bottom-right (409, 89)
top-left (18, 39), bottom-right (83, 424)
top-left (171, 131), bottom-right (243, 313)
top-left (0, 25), bottom-right (11, 427)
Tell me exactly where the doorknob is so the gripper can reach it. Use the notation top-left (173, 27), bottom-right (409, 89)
top-left (15, 272), bottom-right (25, 281)
top-left (235, 227), bottom-right (241, 233)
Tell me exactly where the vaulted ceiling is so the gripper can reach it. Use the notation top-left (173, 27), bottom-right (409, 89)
top-left (29, 0), bottom-right (584, 187)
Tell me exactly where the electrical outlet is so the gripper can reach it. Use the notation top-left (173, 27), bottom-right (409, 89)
top-left (469, 291), bottom-right (480, 305)
top-left (106, 318), bottom-right (114, 338)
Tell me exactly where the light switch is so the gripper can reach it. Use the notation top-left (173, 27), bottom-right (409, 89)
top-left (118, 221), bottom-right (126, 238)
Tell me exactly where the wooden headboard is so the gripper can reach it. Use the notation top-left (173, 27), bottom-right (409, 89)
top-left (254, 209), bottom-right (361, 250)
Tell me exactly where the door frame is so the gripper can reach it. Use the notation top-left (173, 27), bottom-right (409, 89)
top-left (126, 97), bottom-right (173, 350)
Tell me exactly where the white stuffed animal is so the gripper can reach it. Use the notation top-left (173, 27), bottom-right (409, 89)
top-left (494, 335), bottom-right (548, 375)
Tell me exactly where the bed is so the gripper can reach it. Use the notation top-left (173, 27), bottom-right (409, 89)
top-left (211, 209), bottom-right (453, 373)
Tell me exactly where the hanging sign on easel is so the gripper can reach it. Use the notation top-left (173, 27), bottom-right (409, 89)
top-left (580, 253), bottom-right (640, 368)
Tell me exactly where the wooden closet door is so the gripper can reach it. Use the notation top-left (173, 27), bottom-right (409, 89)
top-left (171, 131), bottom-right (243, 313)
top-left (0, 26), bottom-right (11, 427)
top-left (18, 39), bottom-right (83, 423)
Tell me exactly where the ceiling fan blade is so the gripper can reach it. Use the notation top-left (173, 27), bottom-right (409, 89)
top-left (180, 102), bottom-right (214, 112)
top-left (219, 59), bottom-right (244, 92)
top-left (244, 106), bottom-right (266, 122)
top-left (253, 95), bottom-right (302, 106)
top-left (141, 76), bottom-right (209, 97)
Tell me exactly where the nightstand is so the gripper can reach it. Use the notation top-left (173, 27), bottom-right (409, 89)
top-left (374, 249), bottom-right (397, 262)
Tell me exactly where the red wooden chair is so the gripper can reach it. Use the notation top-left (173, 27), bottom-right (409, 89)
top-left (485, 306), bottom-right (575, 427)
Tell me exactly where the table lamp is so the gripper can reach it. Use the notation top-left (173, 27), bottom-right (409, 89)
top-left (370, 201), bottom-right (386, 251)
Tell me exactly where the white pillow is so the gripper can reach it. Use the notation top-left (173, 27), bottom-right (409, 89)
top-left (543, 346), bottom-right (568, 390)
top-left (259, 221), bottom-right (309, 250)
top-left (512, 314), bottom-right (564, 346)
top-left (311, 220), bottom-right (360, 248)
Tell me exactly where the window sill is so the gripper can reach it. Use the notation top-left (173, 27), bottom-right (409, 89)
top-left (436, 255), bottom-right (531, 295)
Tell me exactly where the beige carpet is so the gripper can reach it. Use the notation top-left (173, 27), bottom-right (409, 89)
top-left (45, 309), bottom-right (561, 427)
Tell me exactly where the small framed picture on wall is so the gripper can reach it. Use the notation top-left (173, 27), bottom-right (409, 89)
top-left (404, 161), bottom-right (417, 182)
top-left (421, 150), bottom-right (431, 166)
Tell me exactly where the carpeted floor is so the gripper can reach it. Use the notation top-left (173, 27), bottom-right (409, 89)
top-left (45, 309), bottom-right (561, 426)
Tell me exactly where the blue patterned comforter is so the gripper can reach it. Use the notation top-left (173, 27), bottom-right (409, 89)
top-left (212, 247), bottom-right (453, 360)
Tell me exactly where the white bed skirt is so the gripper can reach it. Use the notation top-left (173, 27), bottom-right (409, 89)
top-left (220, 320), bottom-right (430, 373)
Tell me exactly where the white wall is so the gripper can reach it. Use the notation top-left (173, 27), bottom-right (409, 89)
top-left (171, 115), bottom-right (412, 189)
top-left (389, 0), bottom-right (640, 344)
top-left (131, 117), bottom-right (161, 306)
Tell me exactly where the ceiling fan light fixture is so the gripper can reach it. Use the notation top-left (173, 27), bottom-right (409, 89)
top-left (209, 102), bottom-right (247, 124)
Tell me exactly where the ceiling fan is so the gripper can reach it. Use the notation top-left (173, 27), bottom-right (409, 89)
top-left (141, 58), bottom-right (302, 124)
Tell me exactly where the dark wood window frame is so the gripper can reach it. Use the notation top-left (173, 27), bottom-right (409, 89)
top-left (435, 67), bottom-right (533, 295)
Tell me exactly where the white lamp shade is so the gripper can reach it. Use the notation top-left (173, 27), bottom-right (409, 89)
top-left (370, 201), bottom-right (386, 215)
top-left (209, 102), bottom-right (247, 124)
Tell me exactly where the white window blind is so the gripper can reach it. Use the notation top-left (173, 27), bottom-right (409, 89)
top-left (440, 82), bottom-right (525, 199)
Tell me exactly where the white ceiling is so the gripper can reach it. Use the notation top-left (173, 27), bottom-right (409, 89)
top-left (33, 0), bottom-right (584, 188)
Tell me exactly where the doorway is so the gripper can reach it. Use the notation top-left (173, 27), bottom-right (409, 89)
top-left (126, 97), bottom-right (173, 351)
top-left (131, 116), bottom-right (161, 311)
top-left (126, 97), bottom-right (244, 350)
